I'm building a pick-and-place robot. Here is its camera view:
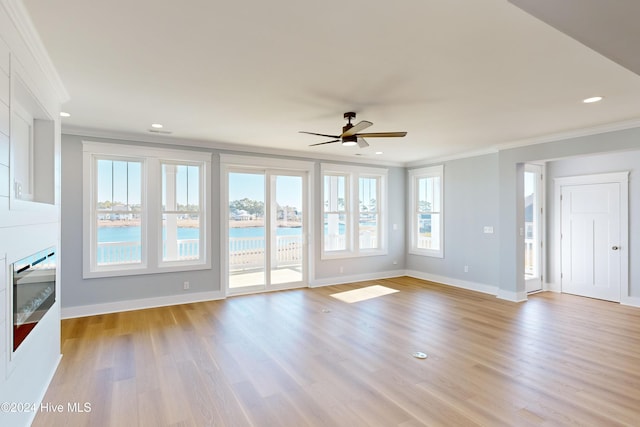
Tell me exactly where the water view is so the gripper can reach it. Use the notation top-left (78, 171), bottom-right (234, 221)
top-left (98, 225), bottom-right (302, 243)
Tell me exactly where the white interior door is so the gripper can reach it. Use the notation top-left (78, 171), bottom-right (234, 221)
top-left (560, 182), bottom-right (622, 302)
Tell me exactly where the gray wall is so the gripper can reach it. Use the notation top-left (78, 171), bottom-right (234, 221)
top-left (60, 134), bottom-right (406, 309)
top-left (546, 149), bottom-right (640, 297)
top-left (405, 153), bottom-right (500, 289)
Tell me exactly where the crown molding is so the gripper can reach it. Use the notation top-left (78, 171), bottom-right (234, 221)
top-left (405, 146), bottom-right (499, 168)
top-left (1, 0), bottom-right (69, 103)
top-left (494, 117), bottom-right (640, 152)
top-left (61, 125), bottom-right (406, 167)
top-left (406, 117), bottom-right (640, 167)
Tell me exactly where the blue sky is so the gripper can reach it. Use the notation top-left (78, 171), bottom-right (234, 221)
top-left (97, 163), bottom-right (302, 209)
top-left (98, 160), bottom-right (199, 206)
top-left (229, 172), bottom-right (302, 209)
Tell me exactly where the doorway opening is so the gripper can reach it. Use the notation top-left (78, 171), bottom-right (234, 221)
top-left (524, 164), bottom-right (544, 293)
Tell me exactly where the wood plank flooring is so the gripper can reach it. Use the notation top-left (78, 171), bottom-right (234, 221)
top-left (33, 277), bottom-right (640, 426)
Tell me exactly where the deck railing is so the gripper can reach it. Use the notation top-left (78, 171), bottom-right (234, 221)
top-left (97, 236), bottom-right (304, 269)
top-left (97, 239), bottom-right (200, 265)
top-left (229, 236), bottom-right (303, 271)
top-left (97, 241), bottom-right (142, 265)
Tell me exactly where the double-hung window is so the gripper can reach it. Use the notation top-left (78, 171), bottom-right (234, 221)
top-left (409, 165), bottom-right (443, 257)
top-left (83, 142), bottom-right (211, 278)
top-left (161, 162), bottom-right (202, 264)
top-left (323, 173), bottom-right (348, 252)
top-left (95, 158), bottom-right (144, 269)
top-left (321, 163), bottom-right (387, 259)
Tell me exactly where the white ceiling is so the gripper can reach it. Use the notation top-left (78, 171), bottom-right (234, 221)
top-left (23, 0), bottom-right (640, 165)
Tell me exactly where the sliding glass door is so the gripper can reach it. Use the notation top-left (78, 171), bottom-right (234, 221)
top-left (227, 170), bottom-right (306, 294)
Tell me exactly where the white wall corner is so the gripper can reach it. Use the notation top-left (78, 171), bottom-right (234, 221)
top-left (404, 270), bottom-right (499, 296)
top-left (61, 290), bottom-right (225, 319)
top-left (546, 282), bottom-right (561, 293)
top-left (496, 288), bottom-right (528, 303)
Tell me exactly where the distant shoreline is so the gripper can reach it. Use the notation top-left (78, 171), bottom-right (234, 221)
top-left (98, 219), bottom-right (302, 228)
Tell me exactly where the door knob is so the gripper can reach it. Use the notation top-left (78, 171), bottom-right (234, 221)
top-left (612, 246), bottom-right (620, 250)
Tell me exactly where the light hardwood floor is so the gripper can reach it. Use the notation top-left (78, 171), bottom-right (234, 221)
top-left (33, 277), bottom-right (640, 426)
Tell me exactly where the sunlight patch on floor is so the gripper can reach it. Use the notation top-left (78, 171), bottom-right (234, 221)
top-left (330, 285), bottom-right (399, 303)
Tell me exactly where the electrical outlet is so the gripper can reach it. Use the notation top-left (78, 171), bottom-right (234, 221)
top-left (183, 281), bottom-right (190, 290)
top-left (339, 266), bottom-right (344, 274)
top-left (464, 265), bottom-right (469, 273)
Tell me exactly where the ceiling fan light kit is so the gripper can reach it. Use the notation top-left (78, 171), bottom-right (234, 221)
top-left (300, 112), bottom-right (407, 149)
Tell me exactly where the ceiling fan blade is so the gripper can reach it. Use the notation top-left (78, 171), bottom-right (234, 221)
top-left (341, 120), bottom-right (373, 137)
top-left (357, 137), bottom-right (369, 148)
top-left (310, 139), bottom-right (340, 146)
top-left (356, 131), bottom-right (407, 138)
top-left (299, 131), bottom-right (340, 138)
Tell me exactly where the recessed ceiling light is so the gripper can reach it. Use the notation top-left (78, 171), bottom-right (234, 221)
top-left (151, 123), bottom-right (164, 129)
top-left (583, 96), bottom-right (603, 104)
top-left (60, 111), bottom-right (71, 118)
top-left (375, 151), bottom-right (383, 155)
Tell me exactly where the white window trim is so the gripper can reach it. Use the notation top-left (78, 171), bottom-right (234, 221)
top-left (82, 141), bottom-right (212, 278)
top-left (408, 165), bottom-right (444, 258)
top-left (321, 163), bottom-right (388, 259)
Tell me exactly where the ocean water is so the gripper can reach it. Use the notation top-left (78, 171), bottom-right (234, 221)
top-left (97, 226), bottom-right (301, 242)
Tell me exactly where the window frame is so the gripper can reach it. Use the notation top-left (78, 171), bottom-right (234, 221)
top-left (358, 174), bottom-right (382, 251)
top-left (82, 141), bottom-right (211, 278)
top-left (159, 161), bottom-right (205, 268)
top-left (320, 163), bottom-right (387, 259)
top-left (408, 165), bottom-right (444, 258)
top-left (323, 172), bottom-right (350, 255)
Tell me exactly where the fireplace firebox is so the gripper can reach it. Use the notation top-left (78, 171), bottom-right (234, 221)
top-left (12, 247), bottom-right (56, 351)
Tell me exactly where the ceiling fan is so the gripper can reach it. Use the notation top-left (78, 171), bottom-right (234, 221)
top-left (300, 112), bottom-right (407, 148)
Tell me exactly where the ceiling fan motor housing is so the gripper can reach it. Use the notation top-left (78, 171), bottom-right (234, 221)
top-left (341, 135), bottom-right (358, 146)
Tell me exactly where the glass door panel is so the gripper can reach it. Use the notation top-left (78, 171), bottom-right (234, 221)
top-left (271, 175), bottom-right (304, 285)
top-left (228, 172), bottom-right (266, 290)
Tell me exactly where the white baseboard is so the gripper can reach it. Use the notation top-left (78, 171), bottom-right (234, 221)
top-left (62, 270), bottom-right (552, 318)
top-left (622, 296), bottom-right (640, 308)
top-left (404, 270), bottom-right (499, 296)
top-left (496, 288), bottom-right (528, 303)
top-left (309, 269), bottom-right (406, 288)
top-left (61, 290), bottom-right (225, 319)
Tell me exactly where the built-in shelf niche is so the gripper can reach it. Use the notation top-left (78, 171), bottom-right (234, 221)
top-left (11, 74), bottom-right (55, 206)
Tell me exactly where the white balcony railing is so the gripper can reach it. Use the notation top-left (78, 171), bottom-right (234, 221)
top-left (97, 241), bottom-right (142, 265)
top-left (229, 236), bottom-right (303, 271)
top-left (524, 238), bottom-right (535, 275)
top-left (97, 236), bottom-right (304, 270)
top-left (324, 233), bottom-right (379, 251)
top-left (97, 239), bottom-right (200, 265)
